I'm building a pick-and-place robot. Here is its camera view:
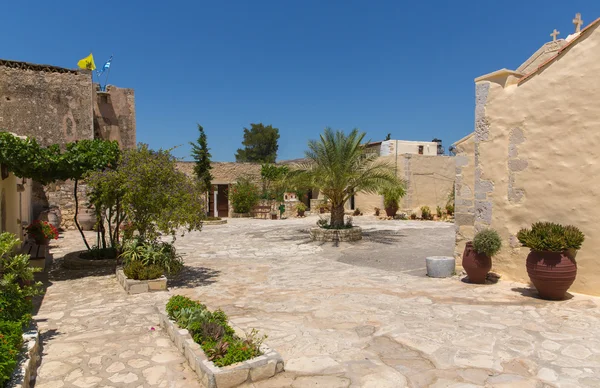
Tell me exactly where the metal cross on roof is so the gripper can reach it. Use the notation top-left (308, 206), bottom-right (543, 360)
top-left (550, 29), bottom-right (560, 41)
top-left (573, 13), bottom-right (583, 33)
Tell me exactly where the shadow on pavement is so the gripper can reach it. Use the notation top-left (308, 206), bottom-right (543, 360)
top-left (169, 265), bottom-right (220, 288)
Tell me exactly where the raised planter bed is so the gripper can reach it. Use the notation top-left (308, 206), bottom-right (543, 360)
top-left (62, 250), bottom-right (117, 270)
top-left (157, 307), bottom-right (284, 388)
top-left (310, 226), bottom-right (362, 242)
top-left (116, 268), bottom-right (167, 294)
top-left (203, 219), bottom-right (227, 225)
top-left (8, 327), bottom-right (41, 388)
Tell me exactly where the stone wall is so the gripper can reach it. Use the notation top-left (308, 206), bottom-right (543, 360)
top-left (176, 161), bottom-right (262, 184)
top-left (93, 84), bottom-right (136, 150)
top-left (33, 181), bottom-right (89, 231)
top-left (463, 22), bottom-right (600, 295)
top-left (0, 60), bottom-right (93, 147)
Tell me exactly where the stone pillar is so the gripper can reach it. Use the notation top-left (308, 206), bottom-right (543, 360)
top-left (473, 82), bottom-right (494, 232)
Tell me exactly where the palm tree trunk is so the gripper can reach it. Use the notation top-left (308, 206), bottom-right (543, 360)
top-left (330, 203), bottom-right (345, 229)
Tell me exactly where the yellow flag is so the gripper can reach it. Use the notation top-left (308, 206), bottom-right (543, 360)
top-left (77, 53), bottom-right (96, 70)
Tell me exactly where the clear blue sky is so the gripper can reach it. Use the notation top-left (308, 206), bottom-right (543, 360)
top-left (3, 1), bottom-right (600, 161)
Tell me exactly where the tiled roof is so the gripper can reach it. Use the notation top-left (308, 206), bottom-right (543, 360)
top-left (518, 17), bottom-right (600, 85)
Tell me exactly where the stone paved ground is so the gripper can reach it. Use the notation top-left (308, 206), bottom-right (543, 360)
top-left (34, 216), bottom-right (600, 387)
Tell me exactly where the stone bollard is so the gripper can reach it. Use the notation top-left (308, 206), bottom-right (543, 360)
top-left (425, 256), bottom-right (456, 278)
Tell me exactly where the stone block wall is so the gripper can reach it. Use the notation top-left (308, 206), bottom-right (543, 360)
top-left (32, 180), bottom-right (89, 230)
top-left (93, 85), bottom-right (136, 150)
top-left (0, 60), bottom-right (94, 147)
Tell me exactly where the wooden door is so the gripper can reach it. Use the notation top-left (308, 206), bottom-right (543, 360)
top-left (217, 185), bottom-right (229, 217)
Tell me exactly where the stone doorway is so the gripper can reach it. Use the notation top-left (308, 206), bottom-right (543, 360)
top-left (208, 185), bottom-right (229, 218)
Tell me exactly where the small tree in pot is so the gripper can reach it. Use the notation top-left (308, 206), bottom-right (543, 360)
top-left (380, 185), bottom-right (406, 217)
top-left (517, 222), bottom-right (584, 300)
top-left (462, 229), bottom-right (501, 284)
top-left (296, 202), bottom-right (307, 217)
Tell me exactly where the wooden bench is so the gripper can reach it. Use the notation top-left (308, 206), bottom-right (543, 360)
top-left (21, 240), bottom-right (49, 270)
top-left (252, 205), bottom-right (272, 219)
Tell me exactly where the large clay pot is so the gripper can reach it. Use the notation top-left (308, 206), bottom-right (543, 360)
top-left (526, 250), bottom-right (577, 300)
top-left (297, 210), bottom-right (305, 217)
top-left (77, 208), bottom-right (96, 231)
top-left (462, 242), bottom-right (491, 284)
top-left (385, 206), bottom-right (398, 217)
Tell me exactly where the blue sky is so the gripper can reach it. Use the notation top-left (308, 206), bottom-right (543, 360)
top-left (3, 1), bottom-right (600, 161)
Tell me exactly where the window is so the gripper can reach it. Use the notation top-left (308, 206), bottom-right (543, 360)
top-left (418, 145), bottom-right (424, 155)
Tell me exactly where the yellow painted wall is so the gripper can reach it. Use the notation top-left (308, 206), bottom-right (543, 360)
top-left (0, 174), bottom-right (22, 239)
top-left (476, 25), bottom-right (600, 295)
top-left (355, 154), bottom-right (454, 215)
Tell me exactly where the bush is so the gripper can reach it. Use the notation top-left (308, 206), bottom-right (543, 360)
top-left (166, 295), bottom-right (203, 319)
top-left (380, 185), bottom-right (406, 209)
top-left (517, 222), bottom-right (585, 252)
top-left (123, 261), bottom-right (164, 280)
top-left (230, 177), bottom-right (260, 213)
top-left (420, 206), bottom-right (432, 220)
top-left (0, 320), bottom-right (23, 386)
top-left (473, 229), bottom-right (502, 257)
top-left (296, 202), bottom-right (307, 212)
top-left (436, 206), bottom-right (442, 218)
top-left (120, 239), bottom-right (183, 276)
top-left (166, 295), bottom-right (264, 367)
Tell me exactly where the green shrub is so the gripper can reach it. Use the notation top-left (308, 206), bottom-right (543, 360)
top-left (296, 202), bottom-right (307, 212)
top-left (473, 229), bottom-right (502, 257)
top-left (123, 261), bottom-right (164, 280)
top-left (380, 184), bottom-right (406, 209)
top-left (0, 320), bottom-right (23, 386)
top-left (166, 295), bottom-right (263, 367)
top-left (420, 206), bottom-right (432, 220)
top-left (517, 222), bottom-right (585, 252)
top-left (120, 239), bottom-right (183, 276)
top-left (229, 177), bottom-right (260, 213)
top-left (436, 206), bottom-right (442, 218)
top-left (166, 295), bottom-right (203, 319)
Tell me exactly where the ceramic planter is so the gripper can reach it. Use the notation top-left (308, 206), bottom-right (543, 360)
top-left (462, 242), bottom-right (491, 284)
top-left (526, 250), bottom-right (577, 300)
top-left (297, 210), bottom-right (305, 217)
top-left (384, 206), bottom-right (398, 217)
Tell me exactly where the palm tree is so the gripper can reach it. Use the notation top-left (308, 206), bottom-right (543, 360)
top-left (296, 128), bottom-right (402, 228)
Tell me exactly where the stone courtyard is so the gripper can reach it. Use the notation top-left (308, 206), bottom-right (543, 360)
top-left (33, 216), bottom-right (600, 387)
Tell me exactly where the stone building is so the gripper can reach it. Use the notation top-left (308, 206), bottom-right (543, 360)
top-left (0, 58), bottom-right (136, 229)
top-left (454, 15), bottom-right (600, 295)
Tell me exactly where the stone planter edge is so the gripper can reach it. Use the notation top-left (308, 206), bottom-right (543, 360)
top-left (9, 326), bottom-right (41, 388)
top-left (203, 219), bottom-right (228, 225)
top-left (309, 226), bottom-right (363, 242)
top-left (116, 268), bottom-right (167, 294)
top-left (157, 306), bottom-right (284, 388)
top-left (62, 250), bottom-right (117, 270)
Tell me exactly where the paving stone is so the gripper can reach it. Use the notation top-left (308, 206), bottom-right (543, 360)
top-left (33, 218), bottom-right (600, 387)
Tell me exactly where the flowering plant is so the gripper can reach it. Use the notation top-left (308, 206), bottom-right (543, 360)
top-left (25, 220), bottom-right (59, 242)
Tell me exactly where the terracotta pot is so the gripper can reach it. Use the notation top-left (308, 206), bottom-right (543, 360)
top-left (28, 233), bottom-right (49, 245)
top-left (462, 242), bottom-right (491, 284)
top-left (297, 210), bottom-right (305, 217)
top-left (384, 206), bottom-right (398, 217)
top-left (271, 214), bottom-right (278, 220)
top-left (77, 208), bottom-right (96, 230)
top-left (526, 250), bottom-right (577, 300)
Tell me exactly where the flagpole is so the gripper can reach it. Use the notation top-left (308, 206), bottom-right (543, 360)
top-left (103, 55), bottom-right (113, 91)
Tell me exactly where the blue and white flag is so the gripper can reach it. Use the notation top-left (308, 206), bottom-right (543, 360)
top-left (96, 56), bottom-right (112, 77)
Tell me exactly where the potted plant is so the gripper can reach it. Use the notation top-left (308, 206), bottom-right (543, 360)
top-left (296, 202), bottom-right (307, 217)
top-left (25, 220), bottom-right (59, 245)
top-left (318, 202), bottom-right (330, 214)
top-left (517, 222), bottom-right (584, 300)
top-left (446, 203), bottom-right (454, 216)
top-left (380, 185), bottom-right (405, 217)
top-left (420, 206), bottom-right (432, 220)
top-left (270, 210), bottom-right (278, 220)
top-left (374, 207), bottom-right (380, 217)
top-left (462, 229), bottom-right (501, 284)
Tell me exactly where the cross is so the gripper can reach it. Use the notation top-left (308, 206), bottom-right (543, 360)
top-left (550, 29), bottom-right (560, 41)
top-left (573, 13), bottom-right (583, 33)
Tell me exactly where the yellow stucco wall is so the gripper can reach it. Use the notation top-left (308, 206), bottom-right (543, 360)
top-left (355, 154), bottom-right (454, 215)
top-left (475, 24), bottom-right (600, 295)
top-left (0, 174), bottom-right (24, 239)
